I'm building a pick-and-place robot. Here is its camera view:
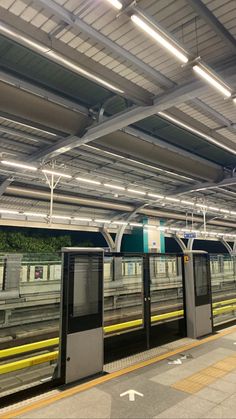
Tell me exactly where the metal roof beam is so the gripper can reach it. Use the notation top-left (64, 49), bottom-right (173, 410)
top-left (174, 176), bottom-right (236, 196)
top-left (30, 56), bottom-right (236, 161)
top-left (193, 99), bottom-right (236, 135)
top-left (35, 0), bottom-right (174, 90)
top-left (188, 0), bottom-right (236, 52)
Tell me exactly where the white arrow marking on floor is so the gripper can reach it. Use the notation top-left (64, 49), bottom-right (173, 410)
top-left (168, 359), bottom-right (182, 365)
top-left (120, 390), bottom-right (144, 402)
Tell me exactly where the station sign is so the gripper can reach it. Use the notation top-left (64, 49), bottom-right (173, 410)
top-left (184, 232), bottom-right (196, 239)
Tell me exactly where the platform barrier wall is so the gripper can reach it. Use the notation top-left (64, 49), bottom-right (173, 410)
top-left (0, 251), bottom-right (236, 398)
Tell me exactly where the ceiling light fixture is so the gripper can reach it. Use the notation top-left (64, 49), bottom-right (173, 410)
top-left (208, 206), bottom-right (219, 211)
top-left (47, 51), bottom-right (124, 94)
top-left (73, 217), bottom-right (92, 222)
top-left (129, 222), bottom-right (143, 227)
top-left (76, 177), bottom-right (101, 185)
top-left (105, 0), bottom-right (123, 10)
top-left (220, 209), bottom-right (230, 214)
top-left (1, 116), bottom-right (57, 137)
top-left (104, 183), bottom-right (125, 191)
top-left (196, 203), bottom-right (208, 208)
top-left (158, 112), bottom-right (236, 155)
top-left (165, 197), bottom-right (180, 202)
top-left (113, 221), bottom-right (128, 225)
top-left (0, 209), bottom-right (19, 215)
top-left (1, 160), bottom-right (38, 171)
top-left (193, 65), bottom-right (232, 98)
top-left (131, 15), bottom-right (188, 63)
top-left (148, 193), bottom-right (165, 199)
top-left (94, 219), bottom-right (111, 223)
top-left (181, 200), bottom-right (195, 206)
top-left (127, 188), bottom-right (146, 195)
top-left (42, 169), bottom-right (72, 179)
top-left (0, 22), bottom-right (123, 95)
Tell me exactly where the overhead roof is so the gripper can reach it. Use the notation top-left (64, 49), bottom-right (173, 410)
top-left (0, 0), bottom-right (235, 239)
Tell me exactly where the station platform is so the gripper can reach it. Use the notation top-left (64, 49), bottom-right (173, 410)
top-left (1, 325), bottom-right (236, 419)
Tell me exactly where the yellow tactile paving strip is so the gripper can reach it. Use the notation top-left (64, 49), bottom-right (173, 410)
top-left (172, 354), bottom-right (236, 394)
top-left (1, 326), bottom-right (236, 419)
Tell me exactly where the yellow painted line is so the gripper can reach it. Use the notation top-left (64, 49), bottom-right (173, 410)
top-left (1, 298), bottom-right (236, 362)
top-left (0, 338), bottom-right (58, 360)
top-left (2, 326), bottom-right (236, 419)
top-left (213, 304), bottom-right (236, 315)
top-left (212, 297), bottom-right (236, 307)
top-left (104, 318), bottom-right (143, 333)
top-left (2, 301), bottom-right (235, 375)
top-left (0, 352), bottom-right (58, 375)
top-left (151, 309), bottom-right (183, 323)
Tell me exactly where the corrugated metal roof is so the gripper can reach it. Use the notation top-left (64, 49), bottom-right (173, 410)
top-left (0, 0), bottom-right (236, 228)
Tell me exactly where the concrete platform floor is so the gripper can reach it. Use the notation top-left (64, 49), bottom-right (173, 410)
top-left (1, 325), bottom-right (236, 419)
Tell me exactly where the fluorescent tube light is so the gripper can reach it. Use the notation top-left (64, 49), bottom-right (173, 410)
top-left (0, 23), bottom-right (123, 95)
top-left (220, 209), bottom-right (230, 214)
top-left (74, 217), bottom-right (92, 222)
top-left (209, 206), bottom-right (219, 211)
top-left (95, 219), bottom-right (111, 223)
top-left (230, 211), bottom-right (236, 215)
top-left (127, 188), bottom-right (146, 195)
top-left (130, 222), bottom-right (143, 227)
top-left (47, 51), bottom-right (124, 94)
top-left (105, 0), bottom-right (122, 9)
top-left (196, 203), bottom-right (208, 208)
top-left (131, 15), bottom-right (188, 63)
top-left (23, 212), bottom-right (47, 217)
top-left (0, 22), bottom-right (49, 54)
top-left (158, 112), bottom-right (236, 155)
top-left (1, 116), bottom-right (57, 136)
top-left (113, 221), bottom-right (128, 225)
top-left (148, 193), bottom-right (164, 199)
top-left (76, 177), bottom-right (101, 185)
top-left (165, 197), bottom-right (180, 202)
top-left (0, 209), bottom-right (19, 214)
top-left (104, 183), bottom-right (125, 190)
top-left (181, 200), bottom-right (195, 206)
top-left (1, 160), bottom-right (37, 171)
top-left (42, 169), bottom-right (72, 179)
top-left (193, 65), bottom-right (231, 98)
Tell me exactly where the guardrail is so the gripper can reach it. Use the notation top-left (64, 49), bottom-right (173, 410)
top-left (0, 297), bottom-right (235, 375)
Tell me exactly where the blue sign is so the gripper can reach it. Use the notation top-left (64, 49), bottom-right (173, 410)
top-left (184, 232), bottom-right (196, 239)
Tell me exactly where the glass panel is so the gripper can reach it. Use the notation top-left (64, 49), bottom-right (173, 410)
top-left (210, 254), bottom-right (236, 326)
top-left (104, 256), bottom-right (144, 335)
top-left (194, 256), bottom-right (209, 297)
top-left (0, 252), bottom-right (61, 398)
top-left (150, 255), bottom-right (184, 326)
top-left (72, 255), bottom-right (99, 317)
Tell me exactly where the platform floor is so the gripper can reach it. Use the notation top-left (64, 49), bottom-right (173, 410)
top-left (1, 326), bottom-right (236, 419)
